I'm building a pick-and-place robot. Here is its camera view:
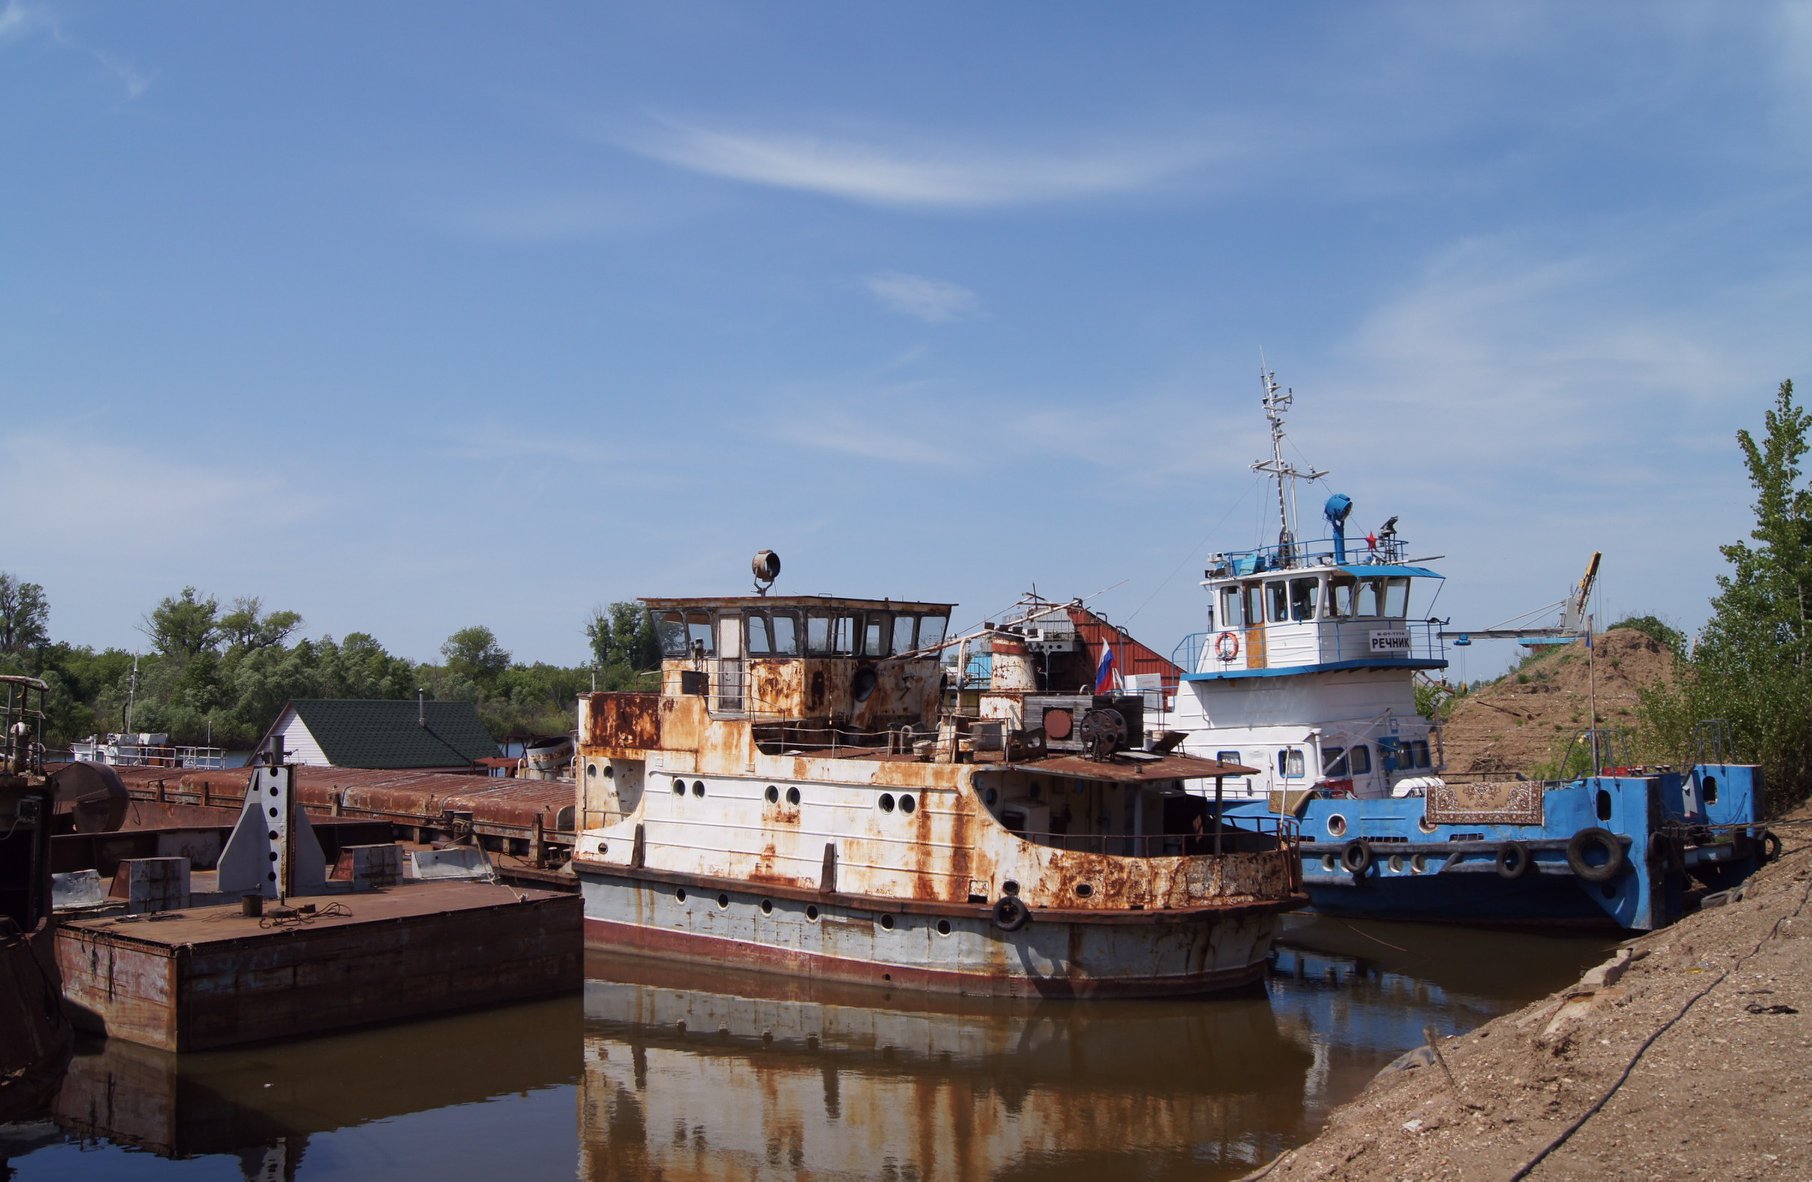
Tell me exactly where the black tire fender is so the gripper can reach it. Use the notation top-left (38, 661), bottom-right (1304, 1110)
top-left (1340, 838), bottom-right (1374, 877)
top-left (1494, 840), bottom-right (1531, 880)
top-left (1760, 829), bottom-right (1783, 863)
top-left (992, 895), bottom-right (1031, 932)
top-left (1566, 827), bottom-right (1627, 883)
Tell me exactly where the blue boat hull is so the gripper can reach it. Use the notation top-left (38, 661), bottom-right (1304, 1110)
top-left (1217, 764), bottom-right (1766, 931)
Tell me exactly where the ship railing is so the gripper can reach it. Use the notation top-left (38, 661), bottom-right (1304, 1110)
top-left (1207, 532), bottom-right (1412, 577)
top-left (69, 742), bottom-right (227, 769)
top-left (1012, 810), bottom-right (1298, 858)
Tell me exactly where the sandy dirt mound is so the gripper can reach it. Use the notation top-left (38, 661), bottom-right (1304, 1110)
top-left (1250, 806), bottom-right (1812, 1180)
top-left (1437, 629), bottom-right (1678, 778)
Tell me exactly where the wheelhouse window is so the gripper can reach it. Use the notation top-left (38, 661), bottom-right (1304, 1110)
top-left (1347, 744), bottom-right (1373, 775)
top-left (746, 610), bottom-right (801, 657)
top-left (918, 613), bottom-right (949, 648)
top-left (655, 609), bottom-right (716, 658)
top-left (1267, 581), bottom-right (1289, 623)
top-left (1243, 584), bottom-right (1264, 631)
top-left (806, 612), bottom-right (858, 656)
top-left (892, 614), bottom-right (917, 655)
top-left (1383, 577), bottom-right (1411, 618)
top-left (1278, 748), bottom-right (1306, 779)
top-left (1220, 587), bottom-right (1242, 629)
top-left (1401, 739), bottom-right (1431, 769)
top-left (863, 615), bottom-right (887, 657)
top-left (1323, 745), bottom-right (1348, 777)
top-left (1289, 577), bottom-right (1318, 621)
top-left (1353, 579), bottom-right (1384, 617)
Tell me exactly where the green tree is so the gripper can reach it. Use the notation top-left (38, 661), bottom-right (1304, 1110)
top-left (1643, 380), bottom-right (1812, 811)
top-left (441, 626), bottom-right (511, 692)
top-left (144, 587), bottom-right (222, 659)
top-left (0, 574), bottom-right (49, 656)
top-left (218, 596), bottom-right (303, 653)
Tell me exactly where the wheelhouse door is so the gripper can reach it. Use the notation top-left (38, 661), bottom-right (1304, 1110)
top-left (715, 614), bottom-right (745, 714)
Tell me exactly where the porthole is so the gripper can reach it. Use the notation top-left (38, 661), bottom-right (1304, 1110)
top-left (1074, 883), bottom-right (1094, 899)
top-left (1326, 813), bottom-right (1348, 838)
top-left (1321, 855), bottom-right (1337, 872)
top-left (1417, 816), bottom-right (1438, 834)
top-left (672, 779), bottom-right (685, 795)
top-left (1411, 854), bottom-right (1428, 874)
top-left (587, 761), bottom-right (599, 779)
top-left (806, 905), bottom-right (820, 922)
top-left (899, 795), bottom-right (916, 815)
top-left (759, 899), bottom-right (773, 915)
top-left (936, 919), bottom-right (952, 936)
top-left (597, 842), bottom-right (607, 857)
top-left (786, 786), bottom-right (801, 806)
top-left (716, 893), bottom-right (730, 909)
top-left (693, 780), bottom-right (706, 798)
top-left (676, 888), bottom-right (687, 902)
top-left (1388, 855), bottom-right (1405, 874)
top-left (880, 914), bottom-right (895, 931)
top-left (765, 785), bottom-right (780, 804)
top-left (604, 764), bottom-right (615, 779)
top-left (268, 807), bottom-right (278, 818)
top-left (879, 793), bottom-right (896, 814)
top-left (1002, 880), bottom-right (1020, 896)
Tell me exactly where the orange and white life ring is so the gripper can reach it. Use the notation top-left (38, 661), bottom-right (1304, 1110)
top-left (1214, 631), bottom-right (1240, 661)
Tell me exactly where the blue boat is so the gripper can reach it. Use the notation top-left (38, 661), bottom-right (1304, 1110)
top-left (1160, 370), bottom-right (1771, 931)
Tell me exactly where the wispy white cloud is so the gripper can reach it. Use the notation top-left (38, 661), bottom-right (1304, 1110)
top-left (611, 116), bottom-right (1223, 209)
top-left (0, 1), bottom-right (150, 100)
top-left (3, 430), bottom-right (319, 560)
top-left (865, 271), bottom-right (980, 323)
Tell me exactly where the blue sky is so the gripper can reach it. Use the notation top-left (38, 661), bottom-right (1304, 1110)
top-left (4, 2), bottom-right (1808, 679)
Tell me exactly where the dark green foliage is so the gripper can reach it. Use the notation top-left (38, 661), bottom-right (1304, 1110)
top-left (0, 574), bottom-right (50, 654)
top-left (1641, 380), bottom-right (1812, 813)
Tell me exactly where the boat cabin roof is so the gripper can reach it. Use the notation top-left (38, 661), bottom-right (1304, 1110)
top-left (642, 595), bottom-right (953, 614)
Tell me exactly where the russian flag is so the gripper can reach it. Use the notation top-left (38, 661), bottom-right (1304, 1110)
top-left (1094, 641), bottom-right (1117, 692)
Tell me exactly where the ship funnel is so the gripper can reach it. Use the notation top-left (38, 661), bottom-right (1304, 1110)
top-left (1324, 493), bottom-right (1354, 562)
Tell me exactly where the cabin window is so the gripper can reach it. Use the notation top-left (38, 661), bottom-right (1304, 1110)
top-left (1384, 577), bottom-right (1411, 617)
top-left (807, 612), bottom-right (858, 655)
top-left (1266, 581), bottom-right (1289, 623)
top-left (919, 614), bottom-right (949, 648)
top-left (1347, 744), bottom-right (1373, 775)
top-left (1242, 584), bottom-right (1264, 630)
top-left (892, 614), bottom-right (917, 655)
top-left (1402, 739), bottom-right (1431, 769)
top-left (1353, 579), bottom-right (1384, 617)
top-left (747, 610), bottom-right (801, 657)
top-left (1289, 578), bottom-right (1318, 621)
top-left (1278, 748), bottom-right (1306, 779)
top-left (1219, 587), bottom-right (1242, 629)
top-left (863, 614), bottom-right (887, 657)
top-left (1216, 750), bottom-right (1242, 766)
top-left (654, 609), bottom-right (716, 657)
top-left (1323, 746), bottom-right (1348, 777)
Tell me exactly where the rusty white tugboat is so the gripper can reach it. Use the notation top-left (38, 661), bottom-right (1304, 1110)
top-left (570, 554), bottom-right (1303, 998)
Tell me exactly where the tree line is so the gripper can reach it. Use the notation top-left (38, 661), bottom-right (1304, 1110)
top-left (0, 582), bottom-right (658, 750)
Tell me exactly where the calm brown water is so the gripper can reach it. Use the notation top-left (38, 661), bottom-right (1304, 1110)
top-left (1, 915), bottom-right (1612, 1180)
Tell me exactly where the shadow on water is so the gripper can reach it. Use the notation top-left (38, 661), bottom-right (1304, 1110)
top-left (0, 917), bottom-right (1611, 1180)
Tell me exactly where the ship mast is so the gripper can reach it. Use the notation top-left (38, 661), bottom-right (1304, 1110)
top-left (1250, 368), bottom-right (1325, 566)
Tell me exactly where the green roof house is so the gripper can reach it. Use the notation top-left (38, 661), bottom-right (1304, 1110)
top-left (256, 699), bottom-right (499, 770)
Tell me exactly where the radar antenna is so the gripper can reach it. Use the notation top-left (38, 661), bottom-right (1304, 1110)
top-left (1250, 365), bottom-right (1326, 566)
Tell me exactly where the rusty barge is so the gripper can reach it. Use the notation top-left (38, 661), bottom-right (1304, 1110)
top-left (570, 560), bottom-right (1304, 998)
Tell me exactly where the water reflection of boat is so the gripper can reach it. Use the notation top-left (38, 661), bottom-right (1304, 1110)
top-left (579, 950), bottom-right (1314, 1180)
